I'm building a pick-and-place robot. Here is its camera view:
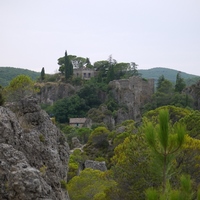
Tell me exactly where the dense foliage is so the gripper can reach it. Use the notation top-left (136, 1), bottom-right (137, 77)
top-left (142, 74), bottom-right (193, 113)
top-left (0, 67), bottom-right (40, 86)
top-left (66, 107), bottom-right (200, 200)
top-left (5, 75), bottom-right (36, 102)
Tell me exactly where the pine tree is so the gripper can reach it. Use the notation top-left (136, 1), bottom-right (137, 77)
top-left (145, 109), bottom-right (185, 194)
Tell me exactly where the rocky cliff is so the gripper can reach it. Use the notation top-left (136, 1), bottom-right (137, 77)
top-left (183, 80), bottom-right (200, 110)
top-left (109, 76), bottom-right (154, 123)
top-left (0, 98), bottom-right (70, 200)
top-left (36, 82), bottom-right (76, 105)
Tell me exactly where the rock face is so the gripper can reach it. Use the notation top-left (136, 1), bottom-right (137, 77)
top-left (36, 82), bottom-right (76, 105)
top-left (109, 76), bottom-right (154, 124)
top-left (84, 160), bottom-right (107, 171)
top-left (71, 137), bottom-right (82, 149)
top-left (183, 81), bottom-right (200, 110)
top-left (0, 98), bottom-right (70, 200)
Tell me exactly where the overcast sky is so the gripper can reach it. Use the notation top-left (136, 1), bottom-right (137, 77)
top-left (1, 0), bottom-right (200, 75)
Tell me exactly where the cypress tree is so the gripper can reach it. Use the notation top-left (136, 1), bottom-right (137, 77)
top-left (65, 50), bottom-right (70, 80)
top-left (41, 67), bottom-right (45, 80)
top-left (175, 72), bottom-right (186, 93)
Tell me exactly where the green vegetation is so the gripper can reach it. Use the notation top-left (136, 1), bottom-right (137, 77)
top-left (60, 180), bottom-right (68, 190)
top-left (0, 67), bottom-right (40, 86)
top-left (39, 165), bottom-right (47, 175)
top-left (138, 67), bottom-right (199, 86)
top-left (145, 109), bottom-right (185, 195)
top-left (5, 74), bottom-right (36, 102)
top-left (143, 74), bottom-right (193, 113)
top-left (67, 168), bottom-right (116, 200)
top-left (39, 134), bottom-right (45, 142)
top-left (40, 67), bottom-right (45, 81)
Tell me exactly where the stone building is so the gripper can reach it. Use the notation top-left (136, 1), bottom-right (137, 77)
top-left (73, 68), bottom-right (97, 80)
top-left (69, 118), bottom-right (87, 127)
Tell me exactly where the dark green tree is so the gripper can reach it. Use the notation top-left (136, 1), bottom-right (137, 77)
top-left (64, 50), bottom-right (70, 79)
top-left (175, 72), bottom-right (186, 93)
top-left (131, 62), bottom-right (139, 76)
top-left (40, 67), bottom-right (45, 80)
top-left (52, 95), bottom-right (88, 123)
top-left (106, 64), bottom-right (115, 83)
top-left (157, 75), bottom-right (165, 90)
top-left (58, 57), bottom-right (65, 74)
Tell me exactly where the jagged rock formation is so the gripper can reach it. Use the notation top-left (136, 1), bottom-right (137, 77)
top-left (36, 82), bottom-right (76, 104)
top-left (0, 98), bottom-right (70, 200)
top-left (71, 137), bottom-right (82, 149)
top-left (109, 76), bottom-right (154, 123)
top-left (183, 80), bottom-right (200, 110)
top-left (84, 160), bottom-right (107, 171)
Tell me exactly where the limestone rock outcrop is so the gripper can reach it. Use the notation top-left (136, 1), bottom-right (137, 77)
top-left (84, 160), bottom-right (107, 171)
top-left (36, 82), bottom-right (76, 105)
top-left (183, 80), bottom-right (200, 110)
top-left (109, 76), bottom-right (154, 123)
top-left (0, 98), bottom-right (70, 200)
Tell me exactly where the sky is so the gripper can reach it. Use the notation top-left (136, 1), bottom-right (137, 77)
top-left (1, 0), bottom-right (200, 75)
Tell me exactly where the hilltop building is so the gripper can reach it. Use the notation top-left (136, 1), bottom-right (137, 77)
top-left (73, 68), bottom-right (98, 80)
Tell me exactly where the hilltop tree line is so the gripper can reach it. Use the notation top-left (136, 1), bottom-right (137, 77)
top-left (56, 51), bottom-right (139, 83)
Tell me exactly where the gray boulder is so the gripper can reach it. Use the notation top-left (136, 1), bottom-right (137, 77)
top-left (84, 160), bottom-right (107, 171)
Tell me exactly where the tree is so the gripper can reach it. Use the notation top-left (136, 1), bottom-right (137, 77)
top-left (52, 95), bottom-right (88, 123)
top-left (109, 133), bottom-right (152, 200)
top-left (77, 83), bottom-right (102, 108)
top-left (57, 56), bottom-right (65, 74)
top-left (65, 50), bottom-right (70, 80)
top-left (130, 62), bottom-right (139, 76)
top-left (157, 75), bottom-right (165, 90)
top-left (5, 75), bottom-right (35, 102)
top-left (67, 168), bottom-right (116, 200)
top-left (144, 109), bottom-right (185, 195)
top-left (40, 67), bottom-right (45, 80)
top-left (106, 64), bottom-right (115, 83)
top-left (175, 72), bottom-right (186, 93)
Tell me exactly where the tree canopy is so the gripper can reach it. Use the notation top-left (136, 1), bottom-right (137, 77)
top-left (5, 75), bottom-right (36, 102)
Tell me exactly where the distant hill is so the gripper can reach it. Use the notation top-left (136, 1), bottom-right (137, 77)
top-left (1, 66), bottom-right (199, 88)
top-left (138, 67), bottom-right (200, 86)
top-left (0, 67), bottom-right (40, 86)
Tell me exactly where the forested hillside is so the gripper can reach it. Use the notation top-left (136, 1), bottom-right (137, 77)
top-left (0, 67), bottom-right (40, 86)
top-left (139, 67), bottom-right (200, 86)
top-left (1, 66), bottom-right (199, 87)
